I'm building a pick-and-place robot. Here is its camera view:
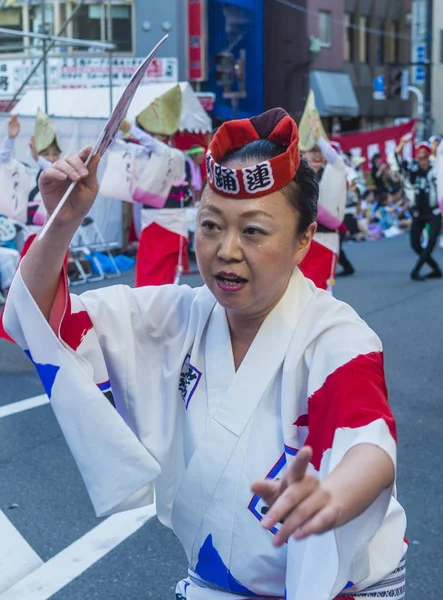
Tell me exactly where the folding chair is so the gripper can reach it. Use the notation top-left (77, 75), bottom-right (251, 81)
top-left (68, 217), bottom-right (121, 287)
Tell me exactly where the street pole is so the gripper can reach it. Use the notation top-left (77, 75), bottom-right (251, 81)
top-left (107, 0), bottom-right (113, 113)
top-left (408, 85), bottom-right (424, 139)
top-left (424, 0), bottom-right (433, 137)
top-left (41, 0), bottom-right (48, 113)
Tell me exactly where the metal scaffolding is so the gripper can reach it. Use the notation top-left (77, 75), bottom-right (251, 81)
top-left (0, 0), bottom-right (116, 115)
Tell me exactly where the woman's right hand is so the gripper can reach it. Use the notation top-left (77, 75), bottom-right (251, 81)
top-left (38, 146), bottom-right (100, 227)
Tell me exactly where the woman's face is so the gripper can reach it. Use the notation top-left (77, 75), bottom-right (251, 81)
top-left (40, 144), bottom-right (61, 164)
top-left (195, 184), bottom-right (315, 322)
top-left (416, 149), bottom-right (430, 170)
top-left (304, 146), bottom-right (324, 173)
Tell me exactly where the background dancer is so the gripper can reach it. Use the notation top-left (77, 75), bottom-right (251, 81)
top-left (119, 85), bottom-right (192, 286)
top-left (0, 111), bottom-right (60, 234)
top-left (299, 119), bottom-right (347, 292)
top-left (396, 137), bottom-right (442, 281)
top-left (185, 145), bottom-right (205, 202)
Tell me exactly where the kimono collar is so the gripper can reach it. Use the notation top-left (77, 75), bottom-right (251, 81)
top-left (205, 108), bottom-right (300, 198)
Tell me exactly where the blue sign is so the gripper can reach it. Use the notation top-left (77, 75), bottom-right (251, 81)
top-left (416, 45), bottom-right (426, 62)
top-left (373, 75), bottom-right (385, 92)
top-left (415, 66), bottom-right (426, 82)
top-left (373, 75), bottom-right (386, 100)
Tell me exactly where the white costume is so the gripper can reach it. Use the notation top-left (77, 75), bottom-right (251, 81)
top-left (300, 138), bottom-right (347, 292)
top-left (314, 138), bottom-right (347, 257)
top-left (4, 265), bottom-right (407, 600)
top-left (0, 137), bottom-right (51, 241)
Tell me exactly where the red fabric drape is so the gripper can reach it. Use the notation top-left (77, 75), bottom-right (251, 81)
top-left (135, 222), bottom-right (189, 287)
top-left (299, 240), bottom-right (336, 290)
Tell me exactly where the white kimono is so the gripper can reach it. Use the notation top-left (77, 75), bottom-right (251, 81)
top-left (3, 267), bottom-right (407, 600)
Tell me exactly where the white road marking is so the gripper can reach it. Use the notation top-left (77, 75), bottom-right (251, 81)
top-left (0, 395), bottom-right (49, 419)
top-left (0, 504), bottom-right (157, 600)
top-left (0, 510), bottom-right (44, 594)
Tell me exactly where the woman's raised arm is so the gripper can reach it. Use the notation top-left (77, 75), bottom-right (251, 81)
top-left (20, 147), bottom-right (100, 321)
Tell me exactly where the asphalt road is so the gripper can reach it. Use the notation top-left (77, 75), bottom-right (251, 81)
top-left (0, 234), bottom-right (442, 599)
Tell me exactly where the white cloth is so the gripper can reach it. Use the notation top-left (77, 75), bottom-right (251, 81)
top-left (3, 268), bottom-right (407, 600)
top-left (140, 207), bottom-right (188, 238)
top-left (0, 246), bottom-right (19, 289)
top-left (100, 128), bottom-right (186, 209)
top-left (315, 148), bottom-right (347, 256)
top-left (36, 156), bottom-right (52, 171)
top-left (317, 137), bottom-right (338, 166)
top-left (0, 157), bottom-right (37, 224)
top-left (0, 137), bottom-right (14, 164)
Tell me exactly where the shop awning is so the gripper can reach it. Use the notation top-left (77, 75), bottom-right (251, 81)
top-left (309, 70), bottom-right (360, 117)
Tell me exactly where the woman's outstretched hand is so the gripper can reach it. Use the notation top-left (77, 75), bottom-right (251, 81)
top-left (251, 446), bottom-right (340, 547)
top-left (38, 146), bottom-right (100, 227)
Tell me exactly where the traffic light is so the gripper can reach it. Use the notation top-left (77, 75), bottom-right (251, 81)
top-left (389, 70), bottom-right (402, 98)
top-left (215, 52), bottom-right (235, 88)
top-left (387, 69), bottom-right (409, 100)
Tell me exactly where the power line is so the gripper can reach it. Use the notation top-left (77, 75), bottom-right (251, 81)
top-left (274, 0), bottom-right (413, 41)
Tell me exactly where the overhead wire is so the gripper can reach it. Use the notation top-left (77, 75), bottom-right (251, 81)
top-left (273, 0), bottom-right (413, 41)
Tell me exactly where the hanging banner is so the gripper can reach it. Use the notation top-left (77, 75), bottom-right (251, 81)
top-left (188, 0), bottom-right (208, 81)
top-left (331, 120), bottom-right (417, 169)
top-left (0, 56), bottom-right (178, 97)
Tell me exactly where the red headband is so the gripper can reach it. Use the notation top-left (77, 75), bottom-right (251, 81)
top-left (415, 142), bottom-right (431, 157)
top-left (206, 108), bottom-right (300, 198)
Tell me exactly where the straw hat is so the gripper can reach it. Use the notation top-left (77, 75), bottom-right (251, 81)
top-left (352, 156), bottom-right (366, 169)
top-left (34, 108), bottom-right (60, 153)
top-left (136, 84), bottom-right (182, 136)
top-left (298, 90), bottom-right (329, 152)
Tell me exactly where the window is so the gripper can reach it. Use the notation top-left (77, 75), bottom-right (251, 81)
top-left (375, 19), bottom-right (385, 65)
top-left (318, 11), bottom-right (332, 47)
top-left (0, 8), bottom-right (23, 54)
top-left (71, 3), bottom-right (132, 53)
top-left (344, 13), bottom-right (355, 62)
top-left (386, 23), bottom-right (399, 64)
top-left (359, 16), bottom-right (369, 63)
top-left (72, 4), bottom-right (102, 51)
top-left (29, 5), bottom-right (54, 53)
top-left (107, 4), bottom-right (132, 52)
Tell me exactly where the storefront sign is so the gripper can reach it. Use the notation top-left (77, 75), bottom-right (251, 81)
top-left (188, 0), bottom-right (207, 81)
top-left (0, 56), bottom-right (178, 97)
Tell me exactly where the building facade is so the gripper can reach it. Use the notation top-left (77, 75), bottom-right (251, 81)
top-left (342, 0), bottom-right (413, 132)
top-left (431, 0), bottom-right (443, 134)
top-left (0, 0), bottom-right (184, 107)
top-left (202, 0), bottom-right (413, 130)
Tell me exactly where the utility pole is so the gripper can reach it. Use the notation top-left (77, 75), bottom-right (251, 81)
top-left (424, 0), bottom-right (433, 137)
top-left (41, 0), bottom-right (49, 113)
top-left (107, 0), bottom-right (114, 113)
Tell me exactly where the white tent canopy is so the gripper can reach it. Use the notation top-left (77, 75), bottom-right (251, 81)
top-left (13, 81), bottom-right (211, 133)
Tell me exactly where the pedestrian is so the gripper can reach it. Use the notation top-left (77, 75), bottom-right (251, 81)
top-left (395, 136), bottom-right (442, 281)
top-left (3, 108), bottom-right (407, 600)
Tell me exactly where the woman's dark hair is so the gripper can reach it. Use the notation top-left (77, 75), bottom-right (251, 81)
top-left (219, 139), bottom-right (318, 235)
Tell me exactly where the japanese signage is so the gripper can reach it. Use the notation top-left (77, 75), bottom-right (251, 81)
top-left (411, 0), bottom-right (427, 85)
top-left (188, 0), bottom-right (207, 81)
top-left (0, 56), bottom-right (178, 97)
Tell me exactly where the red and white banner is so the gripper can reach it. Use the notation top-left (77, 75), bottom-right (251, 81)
top-left (188, 0), bottom-right (208, 81)
top-left (0, 56), bottom-right (178, 98)
top-left (331, 120), bottom-right (417, 169)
